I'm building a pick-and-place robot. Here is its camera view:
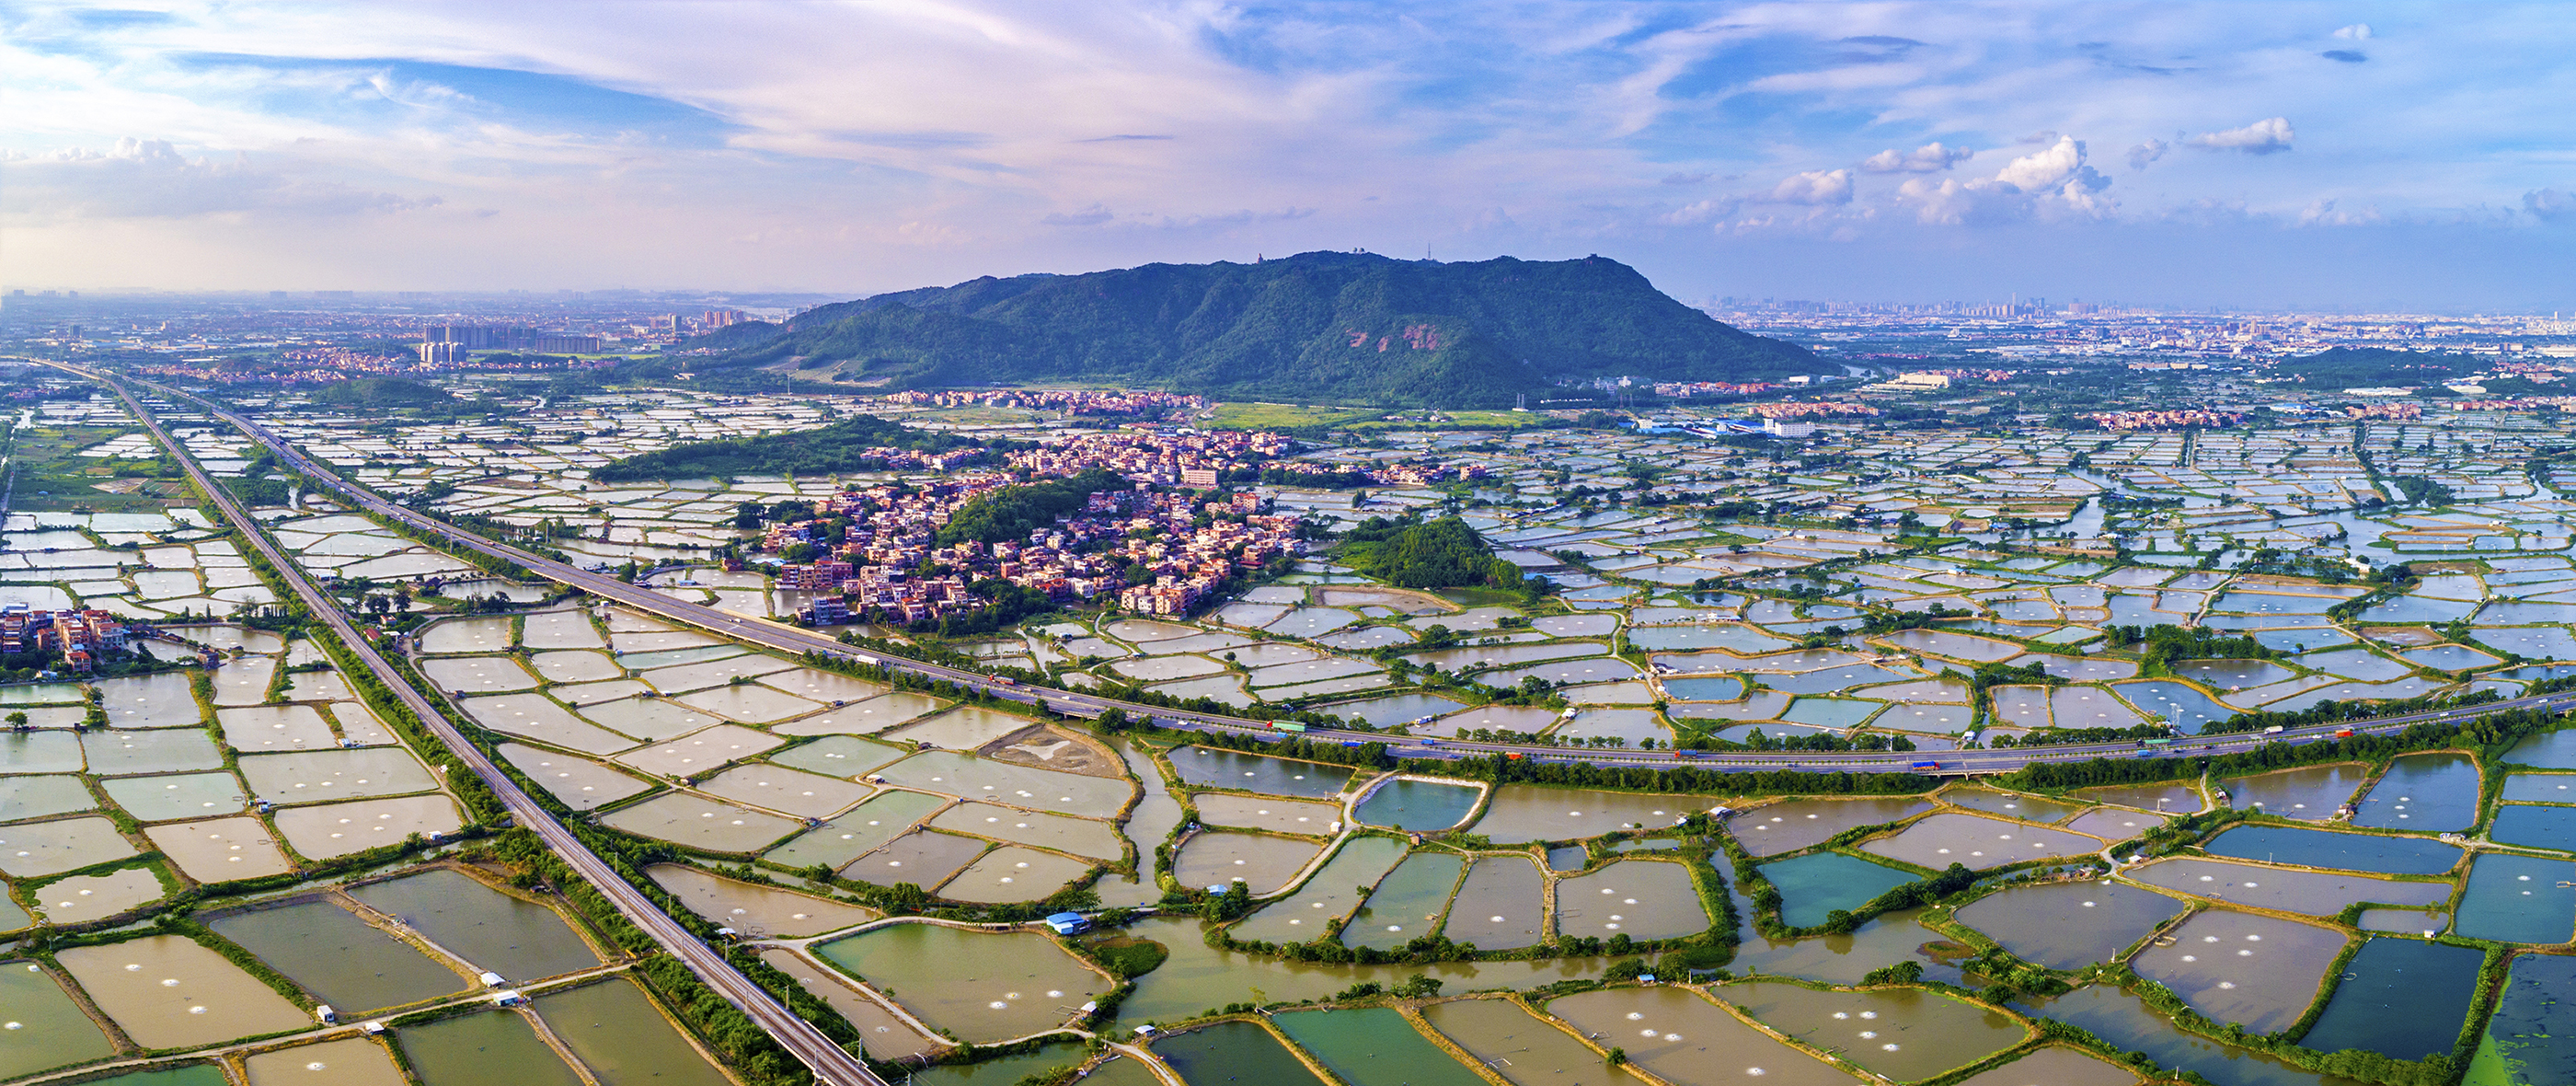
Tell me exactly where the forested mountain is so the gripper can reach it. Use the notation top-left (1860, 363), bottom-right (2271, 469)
top-left (701, 252), bottom-right (1825, 406)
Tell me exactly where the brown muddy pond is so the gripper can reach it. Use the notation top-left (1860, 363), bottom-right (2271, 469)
top-left (812, 923), bottom-right (1109, 1043)
top-left (1420, 998), bottom-right (1636, 1086)
top-left (645, 863), bottom-right (877, 937)
top-left (0, 815), bottom-right (139, 877)
top-left (1859, 812), bottom-right (2102, 870)
top-left (147, 815), bottom-right (294, 879)
top-left (2221, 764), bottom-right (2368, 820)
top-left (766, 734), bottom-right (906, 779)
top-left (849, 830), bottom-right (992, 890)
top-left (693, 763), bottom-right (873, 818)
top-left (870, 751), bottom-right (1134, 819)
top-left (1545, 986), bottom-right (1852, 1086)
top-left (1731, 797), bottom-right (1935, 856)
top-left (236, 746), bottom-right (440, 803)
top-left (100, 770), bottom-right (247, 822)
top-left (496, 744), bottom-right (654, 811)
top-left (927, 802), bottom-right (1125, 861)
top-left (1190, 792), bottom-right (1343, 835)
top-left (754, 949), bottom-right (941, 1062)
top-left (1231, 836), bottom-right (1409, 945)
top-left (937, 847), bottom-right (1097, 904)
top-left (1722, 979), bottom-right (2026, 1083)
top-left (599, 792), bottom-right (803, 853)
top-left (2128, 909), bottom-right (2349, 1034)
top-left (31, 867), bottom-right (166, 924)
top-left (271, 795), bottom-right (463, 860)
top-left (245, 1037), bottom-right (408, 1086)
top-left (1952, 1046), bottom-right (2142, 1086)
top-left (1441, 854), bottom-right (1548, 950)
top-left (762, 790), bottom-right (949, 871)
top-left (210, 899), bottom-right (466, 1013)
top-left (1556, 859), bottom-right (1710, 942)
top-left (56, 934), bottom-right (310, 1048)
top-left (1953, 881), bottom-right (2189, 970)
top-left (1474, 786), bottom-right (1715, 844)
top-left (1173, 831), bottom-right (1324, 895)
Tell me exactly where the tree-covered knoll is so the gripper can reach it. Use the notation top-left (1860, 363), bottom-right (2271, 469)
top-left (2274, 347), bottom-right (2478, 390)
top-left (1342, 515), bottom-right (1522, 589)
top-left (308, 377), bottom-right (454, 407)
top-left (708, 251), bottom-right (1827, 407)
top-left (937, 468), bottom-right (1125, 545)
top-left (592, 414), bottom-right (994, 481)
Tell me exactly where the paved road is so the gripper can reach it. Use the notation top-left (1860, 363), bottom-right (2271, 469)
top-left (107, 364), bottom-right (2576, 782)
top-left (86, 372), bottom-right (890, 1086)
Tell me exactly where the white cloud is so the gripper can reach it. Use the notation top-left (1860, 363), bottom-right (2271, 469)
top-left (2126, 139), bottom-right (2168, 170)
top-left (2334, 23), bottom-right (2373, 40)
top-left (1897, 135), bottom-right (2111, 224)
top-left (1, 137), bottom-right (441, 220)
top-left (1858, 142), bottom-right (1972, 174)
top-left (2298, 198), bottom-right (2381, 225)
top-left (2525, 189), bottom-right (2576, 220)
top-left (2191, 117), bottom-right (2295, 155)
top-left (1763, 168), bottom-right (1853, 205)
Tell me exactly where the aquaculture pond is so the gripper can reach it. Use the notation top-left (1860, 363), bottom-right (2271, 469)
top-left (208, 899), bottom-right (466, 1012)
top-left (1420, 999), bottom-right (1633, 1086)
top-left (1109, 918), bottom-right (1611, 1029)
top-left (344, 869), bottom-right (603, 982)
top-left (1471, 786), bottom-right (1711, 843)
top-left (1351, 778), bottom-right (1483, 831)
top-left (397, 1007), bottom-right (586, 1086)
top-left (534, 978), bottom-right (734, 1086)
top-left (1546, 986), bottom-right (1853, 1086)
top-left (1231, 837), bottom-right (1407, 944)
top-left (1440, 855), bottom-right (1548, 949)
top-left (1731, 797), bottom-right (1936, 856)
top-left (2128, 910), bottom-right (2351, 1034)
top-left (2222, 764), bottom-right (2370, 820)
top-left (2202, 825), bottom-right (2462, 875)
top-left (2020, 986), bottom-right (2360, 1086)
top-left (1167, 747), bottom-right (1354, 798)
top-left (1953, 881), bottom-right (2190, 970)
top-left (811, 923), bottom-right (1109, 1042)
top-left (1347, 851), bottom-right (1465, 952)
top-left (2347, 752), bottom-right (2483, 832)
top-left (1760, 851), bottom-right (1921, 928)
top-left (2298, 938), bottom-right (2485, 1062)
top-left (1156, 1020), bottom-right (1328, 1086)
top-left (2115, 680), bottom-right (2241, 734)
top-left (2467, 953), bottom-right (2576, 1085)
top-left (1272, 1007), bottom-right (1491, 1086)
top-left (1173, 831), bottom-right (1324, 895)
top-left (0, 961), bottom-right (119, 1080)
top-left (2489, 803), bottom-right (2576, 849)
top-left (1722, 980), bottom-right (2028, 1083)
top-left (1556, 860), bottom-right (1710, 942)
top-left (2130, 858), bottom-right (2452, 916)
top-left (2455, 852), bottom-right (2576, 944)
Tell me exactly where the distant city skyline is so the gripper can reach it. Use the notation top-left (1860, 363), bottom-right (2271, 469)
top-left (5, 2), bottom-right (2573, 309)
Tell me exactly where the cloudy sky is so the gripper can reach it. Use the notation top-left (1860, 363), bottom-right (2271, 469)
top-left (6, 1), bottom-right (2572, 308)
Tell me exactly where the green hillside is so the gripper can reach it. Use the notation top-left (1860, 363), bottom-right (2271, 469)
top-left (706, 251), bottom-right (1825, 407)
top-left (2274, 347), bottom-right (2478, 389)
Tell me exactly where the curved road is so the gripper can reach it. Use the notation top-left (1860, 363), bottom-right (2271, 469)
top-left (80, 370), bottom-right (891, 1086)
top-left (108, 370), bottom-right (2569, 784)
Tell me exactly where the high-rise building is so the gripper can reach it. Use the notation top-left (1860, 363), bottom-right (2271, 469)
top-left (419, 341), bottom-right (467, 364)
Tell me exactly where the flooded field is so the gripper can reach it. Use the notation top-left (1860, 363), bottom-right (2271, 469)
top-left (1954, 881), bottom-right (2189, 969)
top-left (1722, 980), bottom-right (2026, 1082)
top-left (2128, 910), bottom-right (2350, 1034)
top-left (1556, 860), bottom-right (1710, 941)
top-left (1351, 778), bottom-right (1483, 831)
top-left (812, 923), bottom-right (1108, 1042)
top-left (56, 934), bottom-right (311, 1048)
top-left (2299, 937), bottom-right (2484, 1062)
top-left (1731, 797), bottom-right (1936, 856)
top-left (1545, 986), bottom-right (1853, 1086)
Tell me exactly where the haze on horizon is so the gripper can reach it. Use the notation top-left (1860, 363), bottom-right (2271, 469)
top-left (4, 1), bottom-right (2572, 310)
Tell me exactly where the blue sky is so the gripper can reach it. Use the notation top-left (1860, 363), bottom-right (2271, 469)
top-left (5, 1), bottom-right (2572, 308)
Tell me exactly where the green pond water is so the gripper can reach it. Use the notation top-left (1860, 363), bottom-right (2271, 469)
top-left (535, 978), bottom-right (733, 1086)
top-left (210, 899), bottom-right (466, 1013)
top-left (1273, 1006), bottom-right (1490, 1086)
top-left (1156, 1020), bottom-right (1328, 1085)
top-left (1167, 747), bottom-right (1353, 798)
top-left (2202, 825), bottom-right (2461, 875)
top-left (1347, 852), bottom-right (1466, 952)
top-left (1419, 999), bottom-right (1634, 1086)
top-left (0, 961), bottom-right (118, 1080)
top-left (2298, 937), bottom-right (2485, 1062)
top-left (2348, 753), bottom-right (2483, 832)
top-left (2465, 952), bottom-right (2576, 1086)
top-left (1760, 851), bottom-right (1920, 928)
top-left (75, 1068), bottom-right (230, 1086)
top-left (1725, 866), bottom-right (1961, 985)
top-left (398, 1008), bottom-right (585, 1086)
top-left (2455, 853), bottom-right (2576, 944)
top-left (1102, 737), bottom-right (1189, 908)
top-left (2019, 986), bottom-right (2360, 1086)
top-left (1110, 918), bottom-right (1608, 1030)
top-left (1953, 881), bottom-right (2189, 970)
top-left (908, 1042), bottom-right (1087, 1085)
top-left (1352, 779), bottom-right (1483, 831)
top-left (346, 869), bottom-right (603, 982)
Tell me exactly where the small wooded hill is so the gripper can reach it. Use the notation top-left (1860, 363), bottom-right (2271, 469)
top-left (2273, 347), bottom-right (2479, 390)
top-left (591, 414), bottom-right (990, 481)
top-left (700, 251), bottom-right (1825, 407)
